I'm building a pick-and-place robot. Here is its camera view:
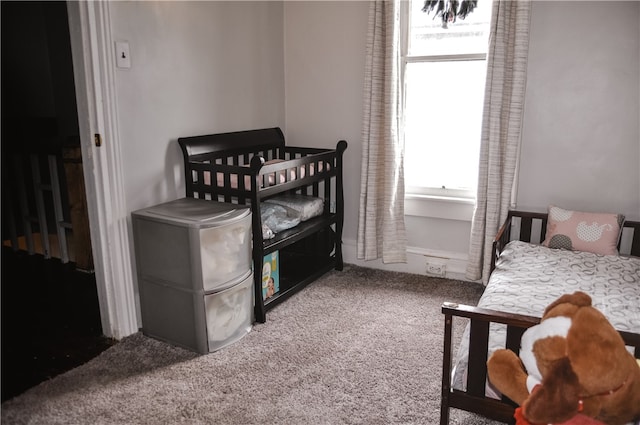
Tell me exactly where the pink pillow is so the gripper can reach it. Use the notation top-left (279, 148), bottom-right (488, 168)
top-left (542, 206), bottom-right (624, 255)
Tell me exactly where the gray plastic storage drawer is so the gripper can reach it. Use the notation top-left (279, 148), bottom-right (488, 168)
top-left (132, 198), bottom-right (251, 293)
top-left (132, 198), bottom-right (253, 353)
top-left (139, 271), bottom-right (253, 353)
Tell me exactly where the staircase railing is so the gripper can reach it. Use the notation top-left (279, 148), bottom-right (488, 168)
top-left (2, 145), bottom-right (93, 271)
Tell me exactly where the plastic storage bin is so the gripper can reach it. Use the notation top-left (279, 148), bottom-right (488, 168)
top-left (133, 197), bottom-right (252, 292)
top-left (132, 197), bottom-right (253, 353)
top-left (138, 272), bottom-right (253, 353)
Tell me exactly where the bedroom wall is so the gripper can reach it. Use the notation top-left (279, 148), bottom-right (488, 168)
top-left (103, 0), bottom-right (638, 302)
top-left (108, 1), bottom-right (285, 326)
top-left (283, 1), bottom-right (472, 278)
top-left (109, 1), bottom-right (285, 214)
top-left (516, 1), bottom-right (640, 221)
top-left (283, 1), bottom-right (640, 279)
top-left (283, 1), bottom-right (370, 264)
top-left (81, 0), bottom-right (638, 336)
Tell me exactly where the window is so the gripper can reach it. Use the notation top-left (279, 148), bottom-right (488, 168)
top-left (402, 0), bottom-right (491, 202)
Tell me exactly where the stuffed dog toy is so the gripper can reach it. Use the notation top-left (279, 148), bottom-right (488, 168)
top-left (487, 291), bottom-right (640, 425)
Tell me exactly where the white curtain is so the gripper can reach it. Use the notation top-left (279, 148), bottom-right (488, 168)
top-left (466, 0), bottom-right (532, 283)
top-left (357, 0), bottom-right (407, 264)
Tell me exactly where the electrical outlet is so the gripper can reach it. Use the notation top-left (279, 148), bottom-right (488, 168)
top-left (426, 262), bottom-right (446, 277)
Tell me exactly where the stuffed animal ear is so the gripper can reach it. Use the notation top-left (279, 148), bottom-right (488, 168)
top-left (522, 357), bottom-right (581, 424)
top-left (543, 291), bottom-right (592, 316)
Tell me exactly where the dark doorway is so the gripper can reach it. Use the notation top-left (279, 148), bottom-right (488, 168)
top-left (1, 1), bottom-right (113, 402)
top-left (1, 248), bottom-right (114, 401)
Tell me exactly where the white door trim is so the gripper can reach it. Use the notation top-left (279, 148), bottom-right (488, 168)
top-left (67, 1), bottom-right (138, 339)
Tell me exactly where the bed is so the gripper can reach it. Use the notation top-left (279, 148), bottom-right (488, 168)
top-left (178, 127), bottom-right (347, 323)
top-left (440, 209), bottom-right (640, 424)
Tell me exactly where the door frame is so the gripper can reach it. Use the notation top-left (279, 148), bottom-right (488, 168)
top-left (67, 1), bottom-right (138, 339)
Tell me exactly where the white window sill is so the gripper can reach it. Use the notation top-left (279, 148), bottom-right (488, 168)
top-left (404, 194), bottom-right (475, 221)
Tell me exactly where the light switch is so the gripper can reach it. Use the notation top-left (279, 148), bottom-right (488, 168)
top-left (115, 41), bottom-right (131, 69)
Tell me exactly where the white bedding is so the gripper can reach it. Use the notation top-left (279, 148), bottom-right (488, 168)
top-left (451, 240), bottom-right (640, 396)
top-left (259, 194), bottom-right (324, 239)
top-left (263, 194), bottom-right (324, 222)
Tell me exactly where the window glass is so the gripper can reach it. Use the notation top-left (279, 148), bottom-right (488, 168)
top-left (403, 0), bottom-right (491, 198)
top-left (403, 60), bottom-right (486, 193)
top-left (408, 0), bottom-right (492, 56)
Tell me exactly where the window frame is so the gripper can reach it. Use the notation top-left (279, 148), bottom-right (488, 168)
top-left (400, 0), bottom-right (489, 210)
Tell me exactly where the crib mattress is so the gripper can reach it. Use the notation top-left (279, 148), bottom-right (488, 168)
top-left (452, 240), bottom-right (640, 396)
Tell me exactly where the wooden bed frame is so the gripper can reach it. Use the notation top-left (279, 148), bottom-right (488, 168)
top-left (440, 210), bottom-right (640, 425)
top-left (178, 128), bottom-right (347, 323)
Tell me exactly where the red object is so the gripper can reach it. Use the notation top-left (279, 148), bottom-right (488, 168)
top-left (514, 407), bottom-right (531, 425)
top-left (514, 407), bottom-right (607, 425)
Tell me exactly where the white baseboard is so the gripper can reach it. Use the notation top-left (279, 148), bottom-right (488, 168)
top-left (341, 238), bottom-right (475, 282)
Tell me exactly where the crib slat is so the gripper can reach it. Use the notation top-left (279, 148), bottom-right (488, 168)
top-left (467, 319), bottom-right (489, 397)
top-left (440, 312), bottom-right (454, 425)
top-left (505, 325), bottom-right (526, 354)
top-left (520, 217), bottom-right (533, 243)
top-left (540, 220), bottom-right (547, 243)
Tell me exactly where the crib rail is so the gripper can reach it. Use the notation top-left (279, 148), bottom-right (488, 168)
top-left (491, 211), bottom-right (640, 273)
top-left (440, 303), bottom-right (538, 424)
top-left (185, 144), bottom-right (341, 205)
top-left (440, 303), bottom-right (640, 425)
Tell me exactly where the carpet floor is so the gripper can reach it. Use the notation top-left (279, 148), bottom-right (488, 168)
top-left (1, 264), bottom-right (503, 425)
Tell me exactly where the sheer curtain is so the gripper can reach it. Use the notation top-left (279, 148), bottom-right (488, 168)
top-left (357, 0), bottom-right (407, 264)
top-left (466, 0), bottom-right (532, 283)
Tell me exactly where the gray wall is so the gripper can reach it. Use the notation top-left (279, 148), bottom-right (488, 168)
top-left (283, 1), bottom-right (369, 255)
top-left (517, 1), bottom-right (640, 218)
top-left (108, 1), bottom-right (639, 282)
top-left (283, 1), bottom-right (640, 277)
top-left (110, 1), bottom-right (285, 214)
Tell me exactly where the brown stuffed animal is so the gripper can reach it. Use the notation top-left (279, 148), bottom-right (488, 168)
top-left (487, 291), bottom-right (640, 425)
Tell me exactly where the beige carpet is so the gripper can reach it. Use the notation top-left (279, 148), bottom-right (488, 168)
top-left (1, 264), bottom-right (503, 425)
